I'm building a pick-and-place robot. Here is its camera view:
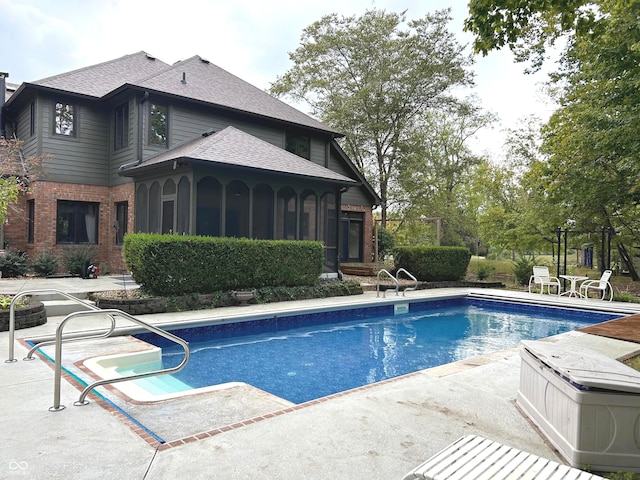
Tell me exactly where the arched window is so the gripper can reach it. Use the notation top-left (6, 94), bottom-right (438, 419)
top-left (162, 179), bottom-right (176, 234)
top-left (276, 187), bottom-right (297, 240)
top-left (252, 184), bottom-right (274, 239)
top-left (177, 176), bottom-right (191, 235)
top-left (300, 190), bottom-right (317, 240)
top-left (196, 176), bottom-right (221, 236)
top-left (225, 180), bottom-right (250, 238)
top-left (135, 184), bottom-right (148, 232)
top-left (149, 181), bottom-right (161, 233)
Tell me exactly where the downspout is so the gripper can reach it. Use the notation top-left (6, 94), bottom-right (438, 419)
top-left (0, 73), bottom-right (8, 251)
top-left (137, 91), bottom-right (149, 163)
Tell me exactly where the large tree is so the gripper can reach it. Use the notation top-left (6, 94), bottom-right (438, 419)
top-left (540, 1), bottom-right (640, 278)
top-left (270, 9), bottom-right (474, 226)
top-left (395, 98), bottom-right (495, 246)
top-left (466, 0), bottom-right (640, 277)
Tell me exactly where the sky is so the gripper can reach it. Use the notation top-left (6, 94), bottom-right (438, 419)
top-left (0, 0), bottom-right (558, 159)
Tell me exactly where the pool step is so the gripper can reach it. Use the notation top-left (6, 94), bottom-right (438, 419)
top-left (41, 298), bottom-right (97, 317)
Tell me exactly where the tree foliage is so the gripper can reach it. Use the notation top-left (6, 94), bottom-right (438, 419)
top-left (464, 0), bottom-right (593, 70)
top-left (270, 9), bottom-right (474, 226)
top-left (0, 138), bottom-right (46, 224)
top-left (466, 0), bottom-right (640, 277)
top-left (395, 98), bottom-right (495, 247)
top-left (540, 0), bottom-right (640, 278)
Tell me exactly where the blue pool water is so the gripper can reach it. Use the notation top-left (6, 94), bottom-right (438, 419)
top-left (135, 298), bottom-right (619, 404)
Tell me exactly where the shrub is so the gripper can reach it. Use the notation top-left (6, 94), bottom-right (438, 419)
top-left (474, 261), bottom-right (495, 281)
top-left (393, 246), bottom-right (471, 281)
top-left (375, 227), bottom-right (395, 260)
top-left (30, 249), bottom-right (60, 277)
top-left (123, 233), bottom-right (325, 296)
top-left (513, 257), bottom-right (535, 286)
top-left (62, 245), bottom-right (98, 276)
top-left (0, 250), bottom-right (28, 278)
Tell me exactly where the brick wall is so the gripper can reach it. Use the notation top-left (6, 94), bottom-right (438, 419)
top-left (3, 180), bottom-right (134, 274)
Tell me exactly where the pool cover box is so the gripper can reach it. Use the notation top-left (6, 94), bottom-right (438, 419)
top-left (517, 340), bottom-right (640, 473)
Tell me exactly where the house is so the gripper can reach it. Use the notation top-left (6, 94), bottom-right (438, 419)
top-left (0, 52), bottom-right (380, 275)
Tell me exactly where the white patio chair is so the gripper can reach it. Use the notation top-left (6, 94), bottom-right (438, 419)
top-left (528, 266), bottom-right (561, 295)
top-left (579, 269), bottom-right (613, 301)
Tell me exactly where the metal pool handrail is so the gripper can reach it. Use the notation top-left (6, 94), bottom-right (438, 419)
top-left (50, 308), bottom-right (190, 411)
top-left (376, 269), bottom-right (399, 297)
top-left (396, 268), bottom-right (418, 296)
top-left (5, 289), bottom-right (104, 363)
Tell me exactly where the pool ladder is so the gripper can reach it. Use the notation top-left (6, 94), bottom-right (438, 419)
top-left (376, 268), bottom-right (418, 298)
top-left (4, 289), bottom-right (190, 411)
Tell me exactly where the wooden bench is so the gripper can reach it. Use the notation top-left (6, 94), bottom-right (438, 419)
top-left (402, 435), bottom-right (605, 480)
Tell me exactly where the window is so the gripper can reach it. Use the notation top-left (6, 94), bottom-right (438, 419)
top-left (285, 132), bottom-right (310, 159)
top-left (114, 102), bottom-right (129, 150)
top-left (29, 102), bottom-right (35, 136)
top-left (114, 202), bottom-right (128, 245)
top-left (149, 103), bottom-right (167, 146)
top-left (27, 200), bottom-right (34, 243)
top-left (54, 102), bottom-right (75, 136)
top-left (56, 201), bottom-right (99, 244)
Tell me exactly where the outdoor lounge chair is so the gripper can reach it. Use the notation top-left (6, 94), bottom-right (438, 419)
top-left (401, 435), bottom-right (605, 479)
top-left (579, 269), bottom-right (613, 301)
top-left (528, 266), bottom-right (561, 295)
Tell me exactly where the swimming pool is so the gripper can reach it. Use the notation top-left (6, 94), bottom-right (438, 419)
top-left (129, 297), bottom-right (620, 404)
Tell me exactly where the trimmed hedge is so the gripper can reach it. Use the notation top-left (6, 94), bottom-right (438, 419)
top-left (394, 246), bottom-right (471, 282)
top-left (123, 234), bottom-right (324, 296)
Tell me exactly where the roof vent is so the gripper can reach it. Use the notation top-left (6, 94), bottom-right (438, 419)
top-left (181, 72), bottom-right (187, 85)
top-left (200, 57), bottom-right (210, 64)
top-left (145, 54), bottom-right (156, 61)
top-left (202, 129), bottom-right (216, 137)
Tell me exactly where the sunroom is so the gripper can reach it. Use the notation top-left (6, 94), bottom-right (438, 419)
top-left (119, 126), bottom-right (359, 273)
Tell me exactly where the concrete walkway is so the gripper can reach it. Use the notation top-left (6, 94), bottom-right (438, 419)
top-left (1, 278), bottom-right (639, 479)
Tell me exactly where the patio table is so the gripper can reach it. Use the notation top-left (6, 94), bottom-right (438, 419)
top-left (559, 275), bottom-right (589, 298)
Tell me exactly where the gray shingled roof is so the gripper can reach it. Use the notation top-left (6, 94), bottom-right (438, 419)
top-left (120, 126), bottom-right (356, 185)
top-left (24, 51), bottom-right (337, 135)
top-left (30, 51), bottom-right (170, 98)
top-left (137, 55), bottom-right (336, 134)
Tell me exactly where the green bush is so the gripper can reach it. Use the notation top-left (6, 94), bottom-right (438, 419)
top-left (30, 249), bottom-right (60, 277)
top-left (62, 245), bottom-right (98, 276)
top-left (393, 246), bottom-right (471, 281)
top-left (123, 233), bottom-right (325, 296)
top-left (474, 261), bottom-right (496, 280)
top-left (0, 250), bottom-right (28, 278)
top-left (375, 227), bottom-right (395, 260)
top-left (513, 257), bottom-right (535, 286)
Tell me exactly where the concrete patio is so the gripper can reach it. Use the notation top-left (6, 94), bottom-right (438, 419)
top-left (1, 277), bottom-right (639, 479)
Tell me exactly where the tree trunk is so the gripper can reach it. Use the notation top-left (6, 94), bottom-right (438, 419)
top-left (617, 242), bottom-right (639, 281)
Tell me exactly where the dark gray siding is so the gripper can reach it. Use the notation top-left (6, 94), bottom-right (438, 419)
top-left (40, 95), bottom-right (109, 185)
top-left (109, 97), bottom-right (136, 186)
top-left (14, 98), bottom-right (38, 159)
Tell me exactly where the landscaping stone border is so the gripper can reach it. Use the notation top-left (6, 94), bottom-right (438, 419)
top-left (0, 301), bottom-right (47, 331)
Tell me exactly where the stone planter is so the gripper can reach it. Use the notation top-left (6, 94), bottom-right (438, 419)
top-left (0, 301), bottom-right (47, 331)
top-left (94, 296), bottom-right (168, 315)
top-left (232, 290), bottom-right (256, 306)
